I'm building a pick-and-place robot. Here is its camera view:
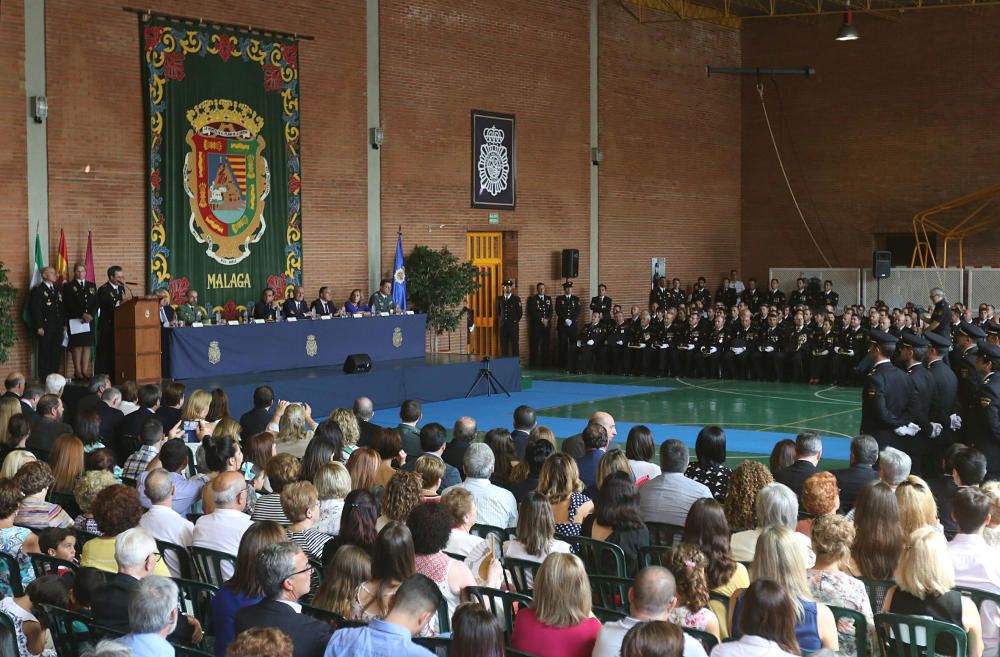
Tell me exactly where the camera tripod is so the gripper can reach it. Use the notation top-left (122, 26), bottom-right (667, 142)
top-left (465, 356), bottom-right (511, 398)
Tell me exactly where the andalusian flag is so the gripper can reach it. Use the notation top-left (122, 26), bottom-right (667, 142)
top-left (55, 229), bottom-right (69, 284)
top-left (392, 230), bottom-right (407, 311)
top-left (21, 232), bottom-right (44, 329)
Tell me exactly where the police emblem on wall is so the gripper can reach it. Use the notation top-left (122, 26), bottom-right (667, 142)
top-left (472, 110), bottom-right (516, 209)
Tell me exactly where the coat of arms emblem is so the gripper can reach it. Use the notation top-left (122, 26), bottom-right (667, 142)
top-left (208, 340), bottom-right (222, 364)
top-left (392, 327), bottom-right (403, 348)
top-left (183, 99), bottom-right (270, 265)
top-left (306, 334), bottom-right (318, 357)
top-left (477, 125), bottom-right (509, 196)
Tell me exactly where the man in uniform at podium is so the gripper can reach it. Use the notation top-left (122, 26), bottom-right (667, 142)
top-left (283, 286), bottom-right (310, 319)
top-left (496, 279), bottom-right (522, 357)
top-left (253, 288), bottom-right (279, 321)
top-left (29, 266), bottom-right (66, 380)
top-left (527, 283), bottom-right (552, 368)
top-left (177, 290), bottom-right (208, 325)
top-left (555, 282), bottom-right (581, 371)
top-left (96, 265), bottom-right (127, 376)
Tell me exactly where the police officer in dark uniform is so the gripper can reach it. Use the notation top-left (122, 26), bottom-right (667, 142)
top-left (689, 278), bottom-right (712, 309)
top-left (897, 331), bottom-right (934, 475)
top-left (527, 283), bottom-right (553, 368)
top-left (926, 288), bottom-right (954, 337)
top-left (699, 313), bottom-right (729, 379)
top-left (724, 310), bottom-right (757, 380)
top-left (496, 279), bottom-right (523, 357)
top-left (974, 342), bottom-right (1000, 479)
top-left (590, 284), bottom-right (612, 318)
top-left (571, 311), bottom-right (607, 373)
top-left (742, 278), bottom-right (763, 313)
top-left (29, 266), bottom-right (66, 380)
top-left (924, 331), bottom-right (959, 475)
top-left (656, 308), bottom-right (679, 376)
top-left (63, 263), bottom-right (98, 382)
top-left (765, 279), bottom-right (786, 308)
top-left (809, 318), bottom-right (837, 384)
top-left (952, 321), bottom-right (985, 421)
top-left (785, 313), bottom-right (811, 383)
top-left (555, 282), bottom-right (580, 370)
top-left (667, 279), bottom-right (686, 309)
top-left (753, 312), bottom-right (785, 381)
top-left (860, 329), bottom-right (915, 452)
top-left (834, 313), bottom-right (867, 385)
top-left (788, 278), bottom-right (811, 308)
top-left (649, 277), bottom-right (671, 313)
top-left (606, 309), bottom-right (630, 374)
top-left (95, 265), bottom-right (127, 377)
top-left (625, 310), bottom-right (656, 376)
top-left (985, 319), bottom-right (1000, 347)
top-left (820, 280), bottom-right (839, 310)
top-left (678, 312), bottom-right (706, 377)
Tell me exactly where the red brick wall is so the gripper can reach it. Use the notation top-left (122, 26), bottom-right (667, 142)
top-left (741, 11), bottom-right (1000, 283)
top-left (599, 4), bottom-right (742, 312)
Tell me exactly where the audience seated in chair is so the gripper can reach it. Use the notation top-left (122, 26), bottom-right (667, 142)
top-left (639, 440), bottom-right (712, 528)
top-left (192, 472), bottom-right (254, 581)
top-left (137, 468), bottom-right (194, 578)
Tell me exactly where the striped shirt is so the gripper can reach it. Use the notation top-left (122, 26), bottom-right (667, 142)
top-left (287, 528), bottom-right (330, 559)
top-left (250, 493), bottom-right (289, 524)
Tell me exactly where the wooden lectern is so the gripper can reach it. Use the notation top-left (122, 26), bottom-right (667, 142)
top-left (114, 297), bottom-right (161, 385)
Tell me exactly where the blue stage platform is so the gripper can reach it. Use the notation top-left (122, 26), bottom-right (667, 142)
top-left (178, 354), bottom-right (522, 417)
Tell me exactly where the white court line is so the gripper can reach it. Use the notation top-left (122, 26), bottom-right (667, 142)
top-left (671, 377), bottom-right (858, 406)
top-left (814, 385), bottom-right (856, 404)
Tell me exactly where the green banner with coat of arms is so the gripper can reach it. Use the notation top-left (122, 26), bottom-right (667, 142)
top-left (141, 15), bottom-right (302, 319)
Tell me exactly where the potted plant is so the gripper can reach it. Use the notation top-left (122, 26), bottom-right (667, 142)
top-left (0, 263), bottom-right (19, 363)
top-left (406, 245), bottom-right (481, 352)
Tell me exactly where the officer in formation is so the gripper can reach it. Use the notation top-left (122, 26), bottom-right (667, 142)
top-left (29, 266), bottom-right (65, 380)
top-left (555, 282), bottom-right (581, 370)
top-left (496, 279), bottom-right (522, 357)
top-left (527, 283), bottom-right (553, 367)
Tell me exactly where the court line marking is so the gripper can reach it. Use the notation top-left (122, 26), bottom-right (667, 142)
top-left (758, 406), bottom-right (860, 433)
top-left (814, 386), bottom-right (856, 403)
top-left (670, 377), bottom-right (857, 405)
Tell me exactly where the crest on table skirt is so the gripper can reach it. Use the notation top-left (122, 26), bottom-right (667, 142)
top-left (184, 99), bottom-right (271, 265)
top-left (208, 340), bottom-right (222, 364)
top-left (393, 327), bottom-right (403, 348)
top-left (306, 334), bottom-right (318, 357)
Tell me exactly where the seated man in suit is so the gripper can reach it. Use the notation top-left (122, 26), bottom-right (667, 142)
top-left (20, 382), bottom-right (43, 424)
top-left (252, 287), bottom-right (279, 321)
top-left (96, 386), bottom-right (126, 443)
top-left (311, 286), bottom-right (338, 317)
top-left (773, 432), bottom-right (823, 499)
top-left (116, 384), bottom-right (161, 465)
top-left (155, 288), bottom-right (177, 326)
top-left (511, 405), bottom-right (536, 461)
top-left (92, 527), bottom-right (202, 645)
top-left (575, 422), bottom-right (608, 499)
top-left (832, 434), bottom-right (879, 513)
top-left (240, 386), bottom-right (276, 439)
top-left (638, 439), bottom-right (712, 528)
top-left (155, 381), bottom-right (185, 433)
top-left (282, 286), bottom-right (311, 320)
top-left (72, 374), bottom-right (111, 423)
top-left (323, 574), bottom-right (443, 657)
top-left (402, 423), bottom-right (461, 491)
top-left (396, 400), bottom-right (423, 458)
top-left (353, 396), bottom-right (381, 448)
top-left (235, 542), bottom-right (332, 657)
top-left (2, 372), bottom-right (24, 402)
top-left (25, 394), bottom-right (71, 461)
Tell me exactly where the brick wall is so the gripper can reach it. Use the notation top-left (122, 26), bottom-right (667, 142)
top-left (741, 10), bottom-right (1000, 283)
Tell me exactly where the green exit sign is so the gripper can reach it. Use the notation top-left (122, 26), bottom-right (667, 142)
top-left (488, 213), bottom-right (500, 224)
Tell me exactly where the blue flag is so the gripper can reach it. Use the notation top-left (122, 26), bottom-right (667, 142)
top-left (392, 232), bottom-right (407, 311)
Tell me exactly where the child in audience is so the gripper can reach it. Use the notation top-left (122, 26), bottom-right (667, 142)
top-left (663, 543), bottom-right (721, 640)
top-left (69, 567), bottom-right (107, 615)
top-left (313, 545), bottom-right (372, 617)
top-left (37, 528), bottom-right (77, 574)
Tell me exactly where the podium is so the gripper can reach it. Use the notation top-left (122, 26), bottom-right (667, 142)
top-left (114, 297), bottom-right (161, 385)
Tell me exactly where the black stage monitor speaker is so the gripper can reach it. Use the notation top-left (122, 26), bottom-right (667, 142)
top-left (873, 251), bottom-right (892, 279)
top-left (561, 249), bottom-right (579, 279)
top-left (343, 353), bottom-right (372, 374)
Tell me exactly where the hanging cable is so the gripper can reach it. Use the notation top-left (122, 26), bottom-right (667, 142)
top-left (756, 81), bottom-right (832, 268)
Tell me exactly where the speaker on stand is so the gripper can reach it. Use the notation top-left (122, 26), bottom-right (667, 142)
top-left (873, 250), bottom-right (891, 304)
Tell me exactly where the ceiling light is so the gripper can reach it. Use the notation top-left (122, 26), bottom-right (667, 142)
top-left (836, 4), bottom-right (860, 41)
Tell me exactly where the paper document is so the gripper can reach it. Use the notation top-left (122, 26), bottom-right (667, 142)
top-left (68, 319), bottom-right (91, 335)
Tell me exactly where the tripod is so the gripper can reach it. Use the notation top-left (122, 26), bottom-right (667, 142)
top-left (465, 357), bottom-right (511, 398)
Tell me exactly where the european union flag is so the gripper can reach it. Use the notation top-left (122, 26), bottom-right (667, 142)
top-left (392, 231), bottom-right (407, 311)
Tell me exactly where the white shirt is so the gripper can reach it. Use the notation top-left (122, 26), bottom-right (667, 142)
top-left (629, 460), bottom-right (662, 481)
top-left (948, 533), bottom-right (1000, 657)
top-left (192, 508), bottom-right (254, 579)
top-left (731, 528), bottom-right (815, 568)
top-left (502, 539), bottom-right (571, 563)
top-left (711, 635), bottom-right (797, 657)
top-left (446, 530), bottom-right (486, 557)
top-left (592, 616), bottom-right (708, 657)
top-left (443, 478), bottom-right (517, 529)
top-left (138, 504), bottom-right (194, 578)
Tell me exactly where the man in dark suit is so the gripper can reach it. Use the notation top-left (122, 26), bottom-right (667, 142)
top-left (443, 416), bottom-right (477, 471)
top-left (95, 387), bottom-right (126, 442)
top-left (773, 431), bottom-right (823, 499)
top-left (511, 405), bottom-right (536, 460)
top-left (352, 396), bottom-right (381, 448)
top-left (240, 386), bottom-right (275, 439)
top-left (29, 266), bottom-right (66, 380)
top-left (92, 527), bottom-right (201, 645)
top-left (155, 381), bottom-right (186, 432)
top-left (25, 394), bottom-right (71, 461)
top-left (19, 382), bottom-right (43, 424)
top-left (235, 543), bottom-right (331, 657)
top-left (311, 286), bottom-right (337, 317)
top-left (590, 283), bottom-right (613, 318)
top-left (252, 288), bottom-right (279, 321)
top-left (282, 286), bottom-right (310, 319)
top-left (860, 329), bottom-right (915, 452)
top-left (2, 372), bottom-right (24, 401)
top-left (73, 375), bottom-right (110, 422)
top-left (403, 423), bottom-right (462, 491)
top-left (832, 434), bottom-right (879, 513)
top-left (95, 265), bottom-right (126, 376)
top-left (117, 384), bottom-right (161, 464)
top-left (396, 400), bottom-right (422, 458)
top-left (575, 423), bottom-right (608, 499)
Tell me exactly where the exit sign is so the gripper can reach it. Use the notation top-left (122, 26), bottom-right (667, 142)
top-left (488, 213), bottom-right (499, 224)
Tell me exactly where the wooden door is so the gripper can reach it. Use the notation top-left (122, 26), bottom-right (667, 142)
top-left (467, 232), bottom-right (503, 356)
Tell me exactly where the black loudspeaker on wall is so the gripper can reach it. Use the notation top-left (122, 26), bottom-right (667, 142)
top-left (873, 251), bottom-right (892, 279)
top-left (561, 249), bottom-right (579, 279)
top-left (343, 353), bottom-right (372, 374)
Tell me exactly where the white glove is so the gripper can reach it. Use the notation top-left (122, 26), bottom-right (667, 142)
top-left (564, 319), bottom-right (572, 326)
top-left (950, 414), bottom-right (963, 430)
top-left (469, 323), bottom-right (475, 333)
top-left (819, 349), bottom-right (829, 356)
top-left (893, 423), bottom-right (920, 437)
top-left (659, 344), bottom-right (668, 350)
top-left (639, 343), bottom-right (647, 349)
top-left (707, 346), bottom-right (718, 355)
top-left (687, 343), bottom-right (695, 350)
top-left (764, 346), bottom-right (775, 353)
top-left (732, 347), bottom-right (746, 355)
top-left (576, 340), bottom-right (582, 348)
top-left (616, 340), bottom-right (624, 346)
top-left (930, 422), bottom-right (943, 438)
top-left (586, 339), bottom-right (594, 346)
top-left (847, 349), bottom-right (855, 357)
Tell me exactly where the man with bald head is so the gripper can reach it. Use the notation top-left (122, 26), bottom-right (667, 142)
top-left (562, 411), bottom-right (617, 459)
top-left (592, 566), bottom-right (708, 657)
top-left (191, 471), bottom-right (253, 579)
top-left (353, 396), bottom-right (382, 447)
top-left (443, 416), bottom-right (477, 471)
top-left (2, 372), bottom-right (24, 401)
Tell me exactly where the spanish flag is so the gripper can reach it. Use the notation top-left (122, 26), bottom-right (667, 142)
top-left (55, 229), bottom-right (69, 284)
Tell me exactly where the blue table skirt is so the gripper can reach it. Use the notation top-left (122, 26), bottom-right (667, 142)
top-left (163, 314), bottom-right (427, 379)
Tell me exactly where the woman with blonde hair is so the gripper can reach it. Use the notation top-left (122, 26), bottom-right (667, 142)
top-left (806, 515), bottom-right (873, 657)
top-left (73, 470), bottom-right (116, 534)
top-left (537, 452), bottom-right (593, 537)
top-left (377, 472), bottom-right (423, 530)
top-left (895, 475), bottom-right (942, 537)
top-left (503, 492), bottom-right (572, 569)
top-left (0, 397), bottom-right (22, 446)
top-left (414, 455), bottom-right (445, 501)
top-left (49, 434), bottom-right (85, 497)
top-left (982, 481), bottom-right (1000, 548)
top-left (884, 526), bottom-right (983, 657)
top-left (724, 460), bottom-right (773, 531)
top-left (275, 403), bottom-right (315, 445)
top-left (530, 425), bottom-right (557, 451)
top-left (662, 544), bottom-right (721, 640)
top-left (181, 389), bottom-right (212, 424)
top-left (596, 449), bottom-right (632, 490)
top-left (212, 418), bottom-right (242, 441)
top-left (511, 552), bottom-right (601, 657)
top-left (731, 525), bottom-right (839, 652)
top-left (0, 450), bottom-right (36, 480)
top-left (312, 545), bottom-right (371, 617)
top-left (313, 462), bottom-right (351, 535)
top-left (328, 408), bottom-right (361, 457)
